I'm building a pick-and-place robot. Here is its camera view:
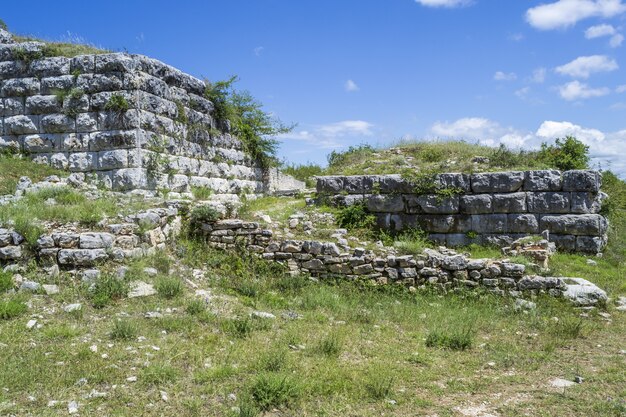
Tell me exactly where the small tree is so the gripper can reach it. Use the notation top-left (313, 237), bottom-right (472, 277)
top-left (204, 76), bottom-right (294, 169)
top-left (538, 136), bottom-right (589, 171)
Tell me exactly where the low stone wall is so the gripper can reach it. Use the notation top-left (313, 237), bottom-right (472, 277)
top-left (195, 219), bottom-right (608, 305)
top-left (0, 206), bottom-right (181, 267)
top-left (316, 170), bottom-right (608, 253)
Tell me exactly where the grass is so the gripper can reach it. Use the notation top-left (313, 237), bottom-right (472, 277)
top-left (0, 243), bottom-right (624, 415)
top-left (0, 271), bottom-right (13, 293)
top-left (155, 276), bottom-right (184, 299)
top-left (90, 274), bottom-right (129, 309)
top-left (0, 155), bottom-right (65, 195)
top-left (0, 298), bottom-right (27, 320)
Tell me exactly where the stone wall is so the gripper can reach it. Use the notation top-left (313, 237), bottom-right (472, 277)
top-left (195, 219), bottom-right (608, 306)
top-left (316, 170), bottom-right (608, 253)
top-left (0, 206), bottom-right (181, 268)
top-left (0, 32), bottom-right (262, 195)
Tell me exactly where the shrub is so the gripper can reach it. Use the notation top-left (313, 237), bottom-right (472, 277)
top-left (281, 163), bottom-right (324, 187)
top-left (190, 205), bottom-right (221, 225)
top-left (425, 327), bottom-right (474, 351)
top-left (538, 136), bottom-right (589, 171)
top-left (249, 373), bottom-right (300, 411)
top-left (0, 270), bottom-right (14, 293)
top-left (0, 19), bottom-right (7, 31)
top-left (204, 76), bottom-right (293, 168)
top-left (110, 319), bottom-right (137, 340)
top-left (257, 348), bottom-right (288, 372)
top-left (233, 398), bottom-right (260, 417)
top-left (335, 203), bottom-right (377, 231)
top-left (90, 275), bottom-right (129, 309)
top-left (327, 144), bottom-right (375, 169)
top-left (0, 299), bottom-right (27, 320)
top-left (104, 94), bottom-right (130, 112)
top-left (155, 276), bottom-right (183, 299)
top-left (488, 144), bottom-right (531, 169)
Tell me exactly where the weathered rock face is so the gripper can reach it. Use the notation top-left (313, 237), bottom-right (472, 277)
top-left (316, 170), bottom-right (608, 253)
top-left (0, 37), bottom-right (263, 194)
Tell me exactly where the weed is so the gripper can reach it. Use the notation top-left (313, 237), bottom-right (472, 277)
top-left (109, 319), bottom-right (137, 340)
top-left (0, 299), bottom-right (27, 320)
top-left (317, 331), bottom-right (343, 357)
top-left (249, 372), bottom-right (300, 411)
top-left (0, 270), bottom-right (14, 293)
top-left (155, 276), bottom-right (183, 299)
top-left (364, 369), bottom-right (395, 400)
top-left (425, 327), bottom-right (474, 351)
top-left (141, 364), bottom-right (179, 385)
top-left (232, 398), bottom-right (260, 417)
top-left (257, 347), bottom-right (288, 372)
top-left (90, 275), bottom-right (129, 308)
top-left (186, 299), bottom-right (207, 315)
top-left (191, 186), bottom-right (213, 200)
top-left (335, 203), bottom-right (377, 232)
top-left (104, 94), bottom-right (130, 112)
top-left (189, 205), bottom-right (221, 225)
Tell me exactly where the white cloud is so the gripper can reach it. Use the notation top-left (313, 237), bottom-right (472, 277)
top-left (536, 120), bottom-right (605, 142)
top-left (585, 23), bottom-right (617, 38)
top-left (344, 79), bottom-right (359, 92)
top-left (515, 87), bottom-right (530, 99)
top-left (494, 71), bottom-right (517, 81)
top-left (278, 120), bottom-right (375, 151)
top-left (415, 0), bottom-right (471, 7)
top-left (616, 84), bottom-right (626, 92)
top-left (526, 0), bottom-right (626, 30)
top-left (429, 117), bottom-right (626, 174)
top-left (610, 33), bottom-right (624, 46)
top-left (509, 33), bottom-right (525, 41)
top-left (531, 67), bottom-right (547, 83)
top-left (558, 81), bottom-right (611, 100)
top-left (319, 120), bottom-right (373, 136)
top-left (555, 55), bottom-right (618, 78)
top-left (253, 46), bottom-right (264, 56)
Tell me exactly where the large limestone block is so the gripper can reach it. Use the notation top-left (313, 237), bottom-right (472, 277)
top-left (4, 115), bottom-right (38, 135)
top-left (527, 192), bottom-right (570, 213)
top-left (25, 95), bottom-right (61, 114)
top-left (29, 57), bottom-right (70, 78)
top-left (460, 194), bottom-right (492, 214)
top-left (316, 176), bottom-right (344, 194)
top-left (98, 149), bottom-right (128, 170)
top-left (524, 170), bottom-right (562, 191)
top-left (471, 171), bottom-right (524, 193)
top-left (562, 170), bottom-right (601, 192)
top-left (79, 232), bottom-right (114, 249)
top-left (0, 77), bottom-right (40, 97)
top-left (471, 214), bottom-right (507, 233)
top-left (570, 192), bottom-right (603, 214)
top-left (507, 214), bottom-right (539, 233)
top-left (366, 194), bottom-right (405, 213)
top-left (40, 114), bottom-right (75, 134)
top-left (492, 192), bottom-right (526, 213)
top-left (406, 194), bottom-right (459, 214)
top-left (112, 168), bottom-right (148, 191)
top-left (562, 277), bottom-right (607, 306)
top-left (540, 214), bottom-right (607, 236)
top-left (58, 248), bottom-right (108, 266)
top-left (23, 134), bottom-right (56, 153)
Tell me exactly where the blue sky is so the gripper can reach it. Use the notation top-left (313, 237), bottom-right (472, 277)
top-left (2, 0), bottom-right (626, 174)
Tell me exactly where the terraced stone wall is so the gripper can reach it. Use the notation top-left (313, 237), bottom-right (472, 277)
top-left (316, 170), bottom-right (608, 253)
top-left (0, 32), bottom-right (262, 195)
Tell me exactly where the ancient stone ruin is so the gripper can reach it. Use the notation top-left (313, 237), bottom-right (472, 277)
top-left (0, 31), bottom-right (264, 196)
top-left (316, 170), bottom-right (608, 253)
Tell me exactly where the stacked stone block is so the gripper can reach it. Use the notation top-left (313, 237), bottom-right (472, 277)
top-left (0, 34), bottom-right (262, 194)
top-left (198, 219), bottom-right (570, 298)
top-left (316, 170), bottom-right (608, 253)
top-left (0, 207), bottom-right (181, 268)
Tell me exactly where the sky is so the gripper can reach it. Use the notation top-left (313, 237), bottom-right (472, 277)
top-left (2, 0), bottom-right (626, 175)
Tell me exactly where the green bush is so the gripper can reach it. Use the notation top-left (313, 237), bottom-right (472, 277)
top-left (190, 205), bottom-right (221, 225)
top-left (204, 76), bottom-right (293, 168)
top-left (335, 203), bottom-right (377, 231)
top-left (327, 144), bottom-right (375, 169)
top-left (282, 163), bottom-right (324, 188)
top-left (186, 299), bottom-right (207, 315)
top-left (0, 19), bottom-right (8, 31)
top-left (316, 332), bottom-right (343, 357)
top-left (249, 373), bottom-right (300, 411)
top-left (538, 136), bottom-right (589, 171)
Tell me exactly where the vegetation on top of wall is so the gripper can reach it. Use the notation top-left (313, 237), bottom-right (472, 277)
top-left (0, 18), bottom-right (7, 31)
top-left (0, 154), bottom-right (65, 195)
top-left (204, 76), bottom-right (294, 169)
top-left (285, 137), bottom-right (597, 185)
top-left (104, 94), bottom-right (130, 113)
